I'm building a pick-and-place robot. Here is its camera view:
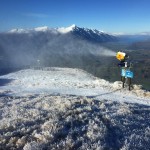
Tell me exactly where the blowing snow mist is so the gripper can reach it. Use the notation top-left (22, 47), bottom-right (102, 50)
top-left (88, 45), bottom-right (116, 57)
top-left (99, 48), bottom-right (116, 57)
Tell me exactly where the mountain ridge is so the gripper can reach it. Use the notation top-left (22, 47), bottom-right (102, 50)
top-left (6, 24), bottom-right (117, 42)
top-left (7, 24), bottom-right (104, 34)
top-left (7, 24), bottom-right (150, 36)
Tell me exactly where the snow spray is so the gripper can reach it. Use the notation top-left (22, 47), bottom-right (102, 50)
top-left (89, 46), bottom-right (116, 57)
top-left (100, 48), bottom-right (116, 57)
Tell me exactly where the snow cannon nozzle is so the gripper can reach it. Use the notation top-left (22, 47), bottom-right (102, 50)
top-left (116, 51), bottom-right (129, 61)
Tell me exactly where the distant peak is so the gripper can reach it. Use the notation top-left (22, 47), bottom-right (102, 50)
top-left (34, 26), bottom-right (49, 32)
top-left (57, 24), bottom-right (76, 34)
top-left (8, 26), bottom-right (50, 33)
top-left (8, 28), bottom-right (27, 33)
top-left (70, 24), bottom-right (76, 28)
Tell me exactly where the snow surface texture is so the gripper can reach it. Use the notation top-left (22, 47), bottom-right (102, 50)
top-left (0, 68), bottom-right (150, 149)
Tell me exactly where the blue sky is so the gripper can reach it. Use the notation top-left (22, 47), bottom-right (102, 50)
top-left (0, 0), bottom-right (150, 33)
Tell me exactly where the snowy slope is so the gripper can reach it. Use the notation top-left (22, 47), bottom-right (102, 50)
top-left (0, 68), bottom-right (150, 149)
top-left (0, 68), bottom-right (149, 105)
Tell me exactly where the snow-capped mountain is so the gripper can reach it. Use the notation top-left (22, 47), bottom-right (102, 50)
top-left (7, 24), bottom-right (117, 42)
top-left (57, 24), bottom-right (76, 33)
top-left (71, 25), bottom-right (117, 42)
top-left (9, 26), bottom-right (55, 34)
top-left (8, 25), bottom-right (75, 33)
top-left (7, 25), bottom-right (150, 43)
top-left (0, 25), bottom-right (117, 71)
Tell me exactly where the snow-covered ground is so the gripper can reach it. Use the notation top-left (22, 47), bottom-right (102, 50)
top-left (0, 68), bottom-right (149, 104)
top-left (0, 68), bottom-right (150, 149)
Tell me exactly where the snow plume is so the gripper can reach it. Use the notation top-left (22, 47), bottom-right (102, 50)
top-left (43, 34), bottom-right (116, 57)
top-left (88, 45), bottom-right (116, 57)
top-left (98, 48), bottom-right (116, 57)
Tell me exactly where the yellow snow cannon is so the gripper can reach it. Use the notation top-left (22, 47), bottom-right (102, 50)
top-left (116, 51), bottom-right (126, 61)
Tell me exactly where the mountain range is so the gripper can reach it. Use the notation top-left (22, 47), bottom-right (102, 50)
top-left (7, 24), bottom-right (117, 42)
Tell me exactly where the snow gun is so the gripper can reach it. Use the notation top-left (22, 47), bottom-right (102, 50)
top-left (116, 51), bottom-right (130, 67)
top-left (116, 51), bottom-right (133, 90)
top-left (116, 51), bottom-right (128, 62)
